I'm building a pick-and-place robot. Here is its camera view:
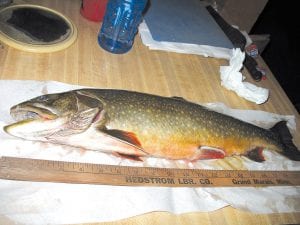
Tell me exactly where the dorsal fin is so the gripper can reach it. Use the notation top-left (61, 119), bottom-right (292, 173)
top-left (171, 96), bottom-right (188, 102)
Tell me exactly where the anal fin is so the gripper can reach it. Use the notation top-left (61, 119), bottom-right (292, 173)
top-left (246, 147), bottom-right (265, 162)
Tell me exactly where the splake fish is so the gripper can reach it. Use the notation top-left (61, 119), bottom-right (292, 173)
top-left (4, 89), bottom-right (300, 161)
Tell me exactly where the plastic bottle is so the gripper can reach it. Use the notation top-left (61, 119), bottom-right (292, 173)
top-left (97, 0), bottom-right (148, 54)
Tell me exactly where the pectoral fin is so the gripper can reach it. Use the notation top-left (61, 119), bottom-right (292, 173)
top-left (101, 129), bottom-right (143, 148)
top-left (101, 129), bottom-right (147, 160)
top-left (112, 152), bottom-right (144, 161)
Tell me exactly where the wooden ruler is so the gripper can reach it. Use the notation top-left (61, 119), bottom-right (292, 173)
top-left (0, 156), bottom-right (299, 187)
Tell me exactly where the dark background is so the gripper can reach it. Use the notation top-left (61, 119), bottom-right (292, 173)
top-left (250, 0), bottom-right (300, 113)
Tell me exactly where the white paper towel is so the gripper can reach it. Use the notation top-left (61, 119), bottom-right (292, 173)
top-left (220, 48), bottom-right (269, 104)
top-left (0, 80), bottom-right (299, 225)
top-left (139, 21), bottom-right (233, 59)
top-left (139, 23), bottom-right (269, 105)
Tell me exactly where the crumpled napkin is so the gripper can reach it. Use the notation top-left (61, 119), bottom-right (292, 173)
top-left (139, 23), bottom-right (269, 105)
top-left (0, 80), bottom-right (299, 225)
top-left (220, 48), bottom-right (269, 104)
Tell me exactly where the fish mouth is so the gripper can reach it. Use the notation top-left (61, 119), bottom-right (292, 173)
top-left (4, 104), bottom-right (66, 139)
top-left (10, 104), bottom-right (59, 122)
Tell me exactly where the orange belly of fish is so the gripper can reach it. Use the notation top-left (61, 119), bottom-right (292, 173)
top-left (139, 135), bottom-right (256, 160)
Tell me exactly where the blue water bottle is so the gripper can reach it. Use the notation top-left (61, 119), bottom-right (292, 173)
top-left (98, 0), bottom-right (148, 54)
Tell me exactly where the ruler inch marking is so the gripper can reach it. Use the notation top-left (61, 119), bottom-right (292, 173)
top-left (0, 156), bottom-right (299, 187)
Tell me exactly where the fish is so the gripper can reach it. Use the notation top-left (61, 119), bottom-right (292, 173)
top-left (3, 89), bottom-right (300, 162)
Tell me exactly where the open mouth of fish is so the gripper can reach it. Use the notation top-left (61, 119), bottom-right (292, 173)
top-left (4, 104), bottom-right (68, 140)
top-left (11, 103), bottom-right (59, 121)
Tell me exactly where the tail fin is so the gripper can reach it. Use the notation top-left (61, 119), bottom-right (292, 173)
top-left (270, 121), bottom-right (300, 161)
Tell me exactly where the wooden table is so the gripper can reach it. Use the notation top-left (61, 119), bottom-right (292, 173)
top-left (0, 0), bottom-right (299, 224)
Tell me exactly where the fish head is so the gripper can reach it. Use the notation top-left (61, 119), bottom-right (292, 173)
top-left (4, 90), bottom-right (104, 141)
